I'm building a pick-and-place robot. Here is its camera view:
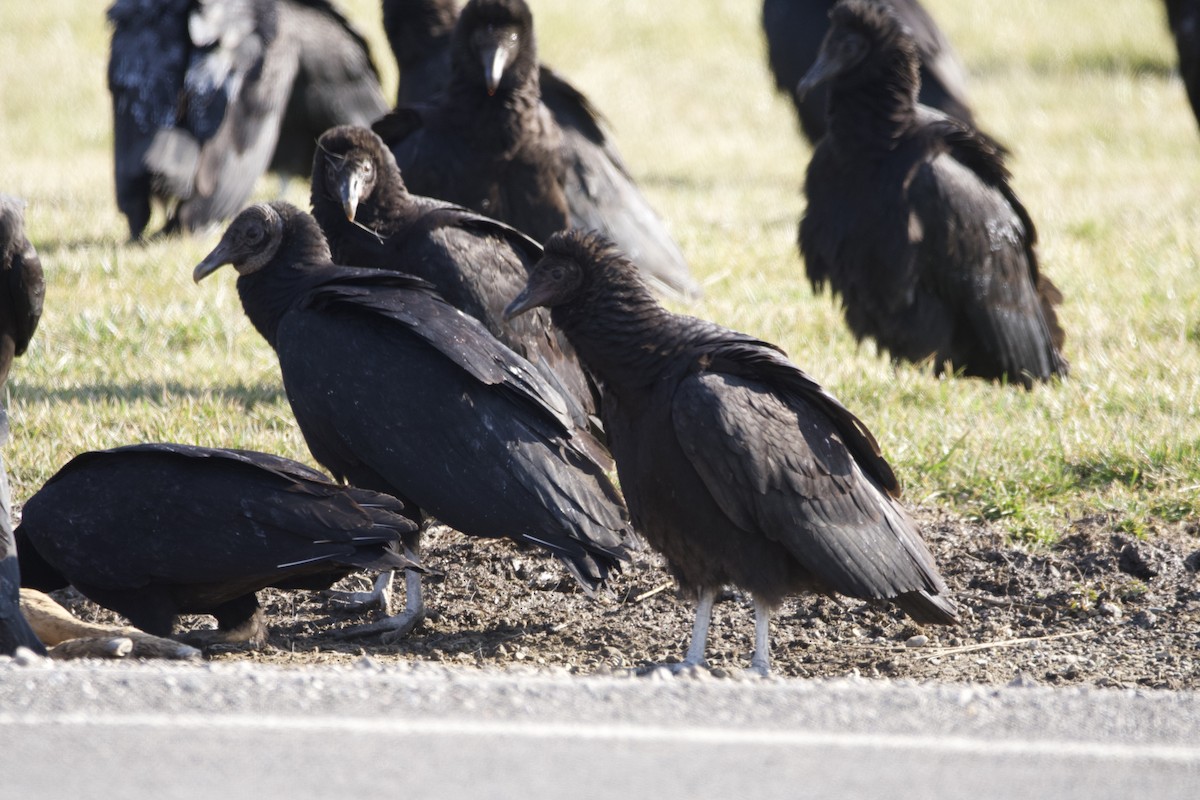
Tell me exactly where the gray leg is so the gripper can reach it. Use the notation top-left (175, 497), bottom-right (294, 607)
top-left (323, 570), bottom-right (395, 614)
top-left (749, 597), bottom-right (771, 677)
top-left (334, 543), bottom-right (426, 642)
top-left (672, 586), bottom-right (716, 672)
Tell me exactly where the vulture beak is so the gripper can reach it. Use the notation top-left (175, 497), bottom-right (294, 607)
top-left (482, 44), bottom-right (510, 96)
top-left (340, 167), bottom-right (364, 222)
top-left (503, 282), bottom-right (545, 320)
top-left (192, 239), bottom-right (235, 283)
top-left (796, 46), bottom-right (840, 99)
top-left (479, 28), bottom-right (518, 96)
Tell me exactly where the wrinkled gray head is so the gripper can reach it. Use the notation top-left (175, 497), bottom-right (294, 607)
top-left (192, 203), bottom-right (286, 282)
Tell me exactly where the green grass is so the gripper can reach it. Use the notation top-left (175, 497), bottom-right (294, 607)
top-left (2, 0), bottom-right (1198, 546)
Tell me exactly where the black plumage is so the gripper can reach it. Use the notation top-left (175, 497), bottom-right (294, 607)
top-left (382, 0), bottom-right (459, 105)
top-left (108, 0), bottom-right (386, 240)
top-left (269, 1), bottom-right (390, 179)
top-left (374, 0), bottom-right (701, 299)
top-left (1165, 0), bottom-right (1200, 132)
top-left (797, 0), bottom-right (1067, 388)
top-left (1, 453), bottom-right (45, 657)
top-left (763, 0), bottom-right (975, 144)
top-left (505, 230), bottom-right (957, 675)
top-left (194, 202), bottom-right (634, 639)
top-left (310, 125), bottom-right (598, 430)
top-left (13, 443), bottom-right (420, 646)
top-left (0, 196), bottom-right (44, 398)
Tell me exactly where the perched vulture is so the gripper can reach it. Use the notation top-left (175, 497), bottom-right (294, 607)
top-left (798, 0), bottom-right (1067, 387)
top-left (762, 0), bottom-right (975, 143)
top-left (14, 443), bottom-right (420, 647)
top-left (193, 202), bottom-right (634, 640)
top-left (374, 0), bottom-right (701, 299)
top-left (310, 125), bottom-right (598, 429)
top-left (0, 196), bottom-right (45, 399)
top-left (505, 230), bottom-right (958, 675)
top-left (107, 0), bottom-right (386, 240)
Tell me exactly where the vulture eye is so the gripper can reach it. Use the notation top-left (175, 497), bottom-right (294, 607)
top-left (244, 223), bottom-right (265, 245)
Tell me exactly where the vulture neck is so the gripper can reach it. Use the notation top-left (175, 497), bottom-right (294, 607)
top-left (826, 48), bottom-right (919, 156)
top-left (354, 175), bottom-right (419, 240)
top-left (552, 268), bottom-right (682, 393)
top-left (236, 221), bottom-right (332, 351)
top-left (447, 51), bottom-right (543, 152)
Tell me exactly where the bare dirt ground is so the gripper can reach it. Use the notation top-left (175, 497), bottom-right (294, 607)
top-left (48, 508), bottom-right (1200, 687)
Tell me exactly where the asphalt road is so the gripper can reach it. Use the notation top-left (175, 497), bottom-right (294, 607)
top-left (1, 659), bottom-right (1198, 799)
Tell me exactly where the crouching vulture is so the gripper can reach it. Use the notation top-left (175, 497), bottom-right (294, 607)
top-left (798, 0), bottom-right (1067, 388)
top-left (14, 443), bottom-right (421, 647)
top-left (193, 202), bottom-right (634, 641)
top-left (506, 230), bottom-right (957, 675)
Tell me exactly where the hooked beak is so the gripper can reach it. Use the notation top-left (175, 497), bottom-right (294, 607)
top-left (193, 240), bottom-right (234, 283)
top-left (481, 41), bottom-right (512, 96)
top-left (796, 47), bottom-right (840, 100)
top-left (340, 168), bottom-right (364, 222)
top-left (503, 282), bottom-right (546, 320)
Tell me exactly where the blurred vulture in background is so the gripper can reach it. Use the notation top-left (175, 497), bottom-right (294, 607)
top-left (310, 125), bottom-right (599, 430)
top-left (1165, 0), bottom-right (1200, 131)
top-left (108, 0), bottom-right (387, 240)
top-left (382, 0), bottom-right (458, 105)
top-left (798, 0), bottom-right (1067, 387)
top-left (15, 444), bottom-right (421, 647)
top-left (374, 0), bottom-right (702, 299)
top-left (762, 0), bottom-right (975, 144)
top-left (505, 230), bottom-right (958, 676)
top-left (193, 202), bottom-right (635, 641)
top-left (0, 196), bottom-right (44, 397)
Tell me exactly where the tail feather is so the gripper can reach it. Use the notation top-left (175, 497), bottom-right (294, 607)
top-left (893, 589), bottom-right (959, 625)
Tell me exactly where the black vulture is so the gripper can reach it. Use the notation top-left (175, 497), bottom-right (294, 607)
top-left (0, 195), bottom-right (44, 396)
top-left (1, 453), bottom-right (45, 657)
top-left (505, 230), bottom-right (958, 675)
top-left (13, 443), bottom-right (421, 647)
top-left (373, 0), bottom-right (702, 299)
top-left (193, 202), bottom-right (635, 640)
top-left (108, 0), bottom-right (386, 240)
top-left (310, 125), bottom-right (598, 430)
top-left (382, 0), bottom-right (459, 106)
top-left (762, 0), bottom-right (975, 144)
top-left (797, 0), bottom-right (1067, 388)
top-left (1165, 0), bottom-right (1200, 132)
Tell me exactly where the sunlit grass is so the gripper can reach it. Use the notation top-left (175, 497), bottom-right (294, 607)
top-left (0, 0), bottom-right (1197, 547)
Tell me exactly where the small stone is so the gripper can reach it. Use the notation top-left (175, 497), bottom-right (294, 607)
top-left (1098, 602), bottom-right (1122, 619)
top-left (904, 634), bottom-right (929, 648)
top-left (13, 647), bottom-right (45, 667)
top-left (1131, 610), bottom-right (1158, 629)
